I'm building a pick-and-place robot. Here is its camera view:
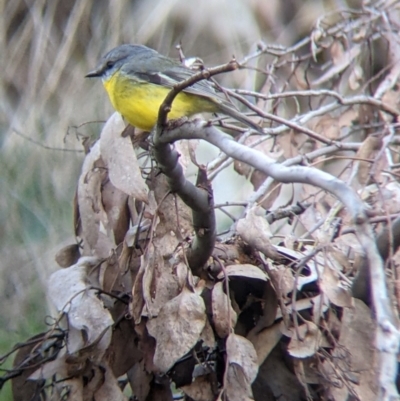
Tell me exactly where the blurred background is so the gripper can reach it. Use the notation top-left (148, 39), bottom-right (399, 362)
top-left (0, 0), bottom-right (361, 398)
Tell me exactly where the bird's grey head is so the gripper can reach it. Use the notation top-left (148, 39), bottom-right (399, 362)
top-left (85, 44), bottom-right (154, 80)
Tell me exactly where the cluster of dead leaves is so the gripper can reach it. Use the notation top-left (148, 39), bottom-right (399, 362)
top-left (8, 105), bottom-right (389, 401)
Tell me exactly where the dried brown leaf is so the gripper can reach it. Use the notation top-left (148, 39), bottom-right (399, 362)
top-left (141, 247), bottom-right (157, 319)
top-left (12, 333), bottom-right (48, 400)
top-left (348, 65), bottom-right (363, 90)
top-left (55, 243), bottom-right (81, 268)
top-left (226, 333), bottom-right (258, 384)
top-left (135, 320), bottom-right (157, 372)
top-left (93, 363), bottom-right (128, 401)
top-left (100, 112), bottom-right (148, 202)
top-left (382, 86), bottom-right (400, 115)
top-left (211, 281), bottom-right (237, 338)
top-left (217, 264), bottom-right (268, 282)
top-left (312, 114), bottom-right (340, 140)
top-left (319, 264), bottom-right (353, 308)
top-left (293, 357), bottom-right (320, 386)
top-left (200, 317), bottom-right (216, 349)
top-left (181, 374), bottom-right (215, 401)
top-left (29, 354), bottom-right (68, 381)
top-left (254, 281), bottom-right (278, 331)
top-left (175, 139), bottom-right (199, 173)
top-left (236, 206), bottom-right (281, 259)
top-left (323, 299), bottom-right (377, 401)
top-left (330, 41), bottom-right (345, 65)
top-left (131, 258), bottom-right (145, 324)
top-left (146, 288), bottom-right (206, 372)
top-left (56, 378), bottom-right (83, 401)
top-left (101, 180), bottom-right (130, 245)
top-left (225, 363), bottom-right (254, 401)
top-left (98, 255), bottom-right (122, 294)
top-left (105, 317), bottom-right (142, 377)
top-left (338, 108), bottom-right (358, 128)
top-left (267, 264), bottom-right (295, 297)
top-left (127, 361), bottom-right (152, 401)
top-left (152, 174), bottom-right (193, 239)
top-left (77, 141), bottom-right (103, 250)
top-left (287, 321), bottom-right (322, 358)
top-left (48, 258), bottom-right (113, 354)
top-left (141, 245), bottom-right (180, 318)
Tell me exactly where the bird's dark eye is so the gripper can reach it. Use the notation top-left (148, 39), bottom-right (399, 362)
top-left (106, 60), bottom-right (115, 68)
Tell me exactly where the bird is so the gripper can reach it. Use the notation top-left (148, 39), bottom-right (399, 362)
top-left (86, 44), bottom-right (263, 133)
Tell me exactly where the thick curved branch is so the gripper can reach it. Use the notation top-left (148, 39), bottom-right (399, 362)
top-left (152, 140), bottom-right (216, 276)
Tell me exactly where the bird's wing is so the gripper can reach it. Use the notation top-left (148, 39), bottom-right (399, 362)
top-left (122, 55), bottom-right (232, 106)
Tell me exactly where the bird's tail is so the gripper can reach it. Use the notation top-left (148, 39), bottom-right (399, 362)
top-left (216, 102), bottom-right (264, 135)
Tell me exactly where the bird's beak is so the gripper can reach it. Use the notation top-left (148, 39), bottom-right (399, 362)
top-left (85, 68), bottom-right (102, 78)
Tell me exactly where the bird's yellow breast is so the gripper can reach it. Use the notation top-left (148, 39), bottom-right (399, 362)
top-left (103, 70), bottom-right (217, 131)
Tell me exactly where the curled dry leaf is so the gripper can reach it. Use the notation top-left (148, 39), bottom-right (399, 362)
top-left (297, 264), bottom-right (318, 290)
top-left (105, 317), bottom-right (142, 378)
top-left (211, 281), bottom-right (237, 338)
top-left (267, 264), bottom-right (295, 297)
top-left (12, 332), bottom-right (51, 397)
top-left (312, 114), bottom-right (340, 140)
top-left (175, 139), bottom-right (199, 173)
top-left (199, 317), bottom-right (216, 349)
top-left (319, 263), bottom-right (353, 308)
top-left (100, 112), bottom-right (148, 203)
top-left (141, 244), bottom-right (180, 318)
top-left (127, 361), bottom-right (152, 401)
top-left (146, 287), bottom-right (206, 373)
top-left (77, 140), bottom-right (102, 250)
top-left (225, 363), bottom-right (255, 401)
top-left (55, 378), bottom-right (83, 401)
top-left (225, 334), bottom-right (259, 400)
top-left (101, 180), bottom-right (130, 245)
top-left (348, 64), bottom-right (363, 90)
top-left (286, 321), bottom-right (322, 358)
top-left (330, 40), bottom-right (345, 65)
top-left (226, 333), bottom-right (258, 384)
top-left (293, 357), bottom-right (320, 386)
top-left (217, 264), bottom-right (268, 282)
top-left (322, 298), bottom-right (377, 401)
top-left (181, 374), bottom-right (215, 401)
top-left (48, 258), bottom-right (113, 354)
top-left (93, 362), bottom-right (129, 401)
top-left (29, 354), bottom-right (68, 381)
top-left (55, 243), bottom-right (81, 268)
top-left (236, 206), bottom-right (281, 260)
top-left (253, 281), bottom-right (278, 331)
